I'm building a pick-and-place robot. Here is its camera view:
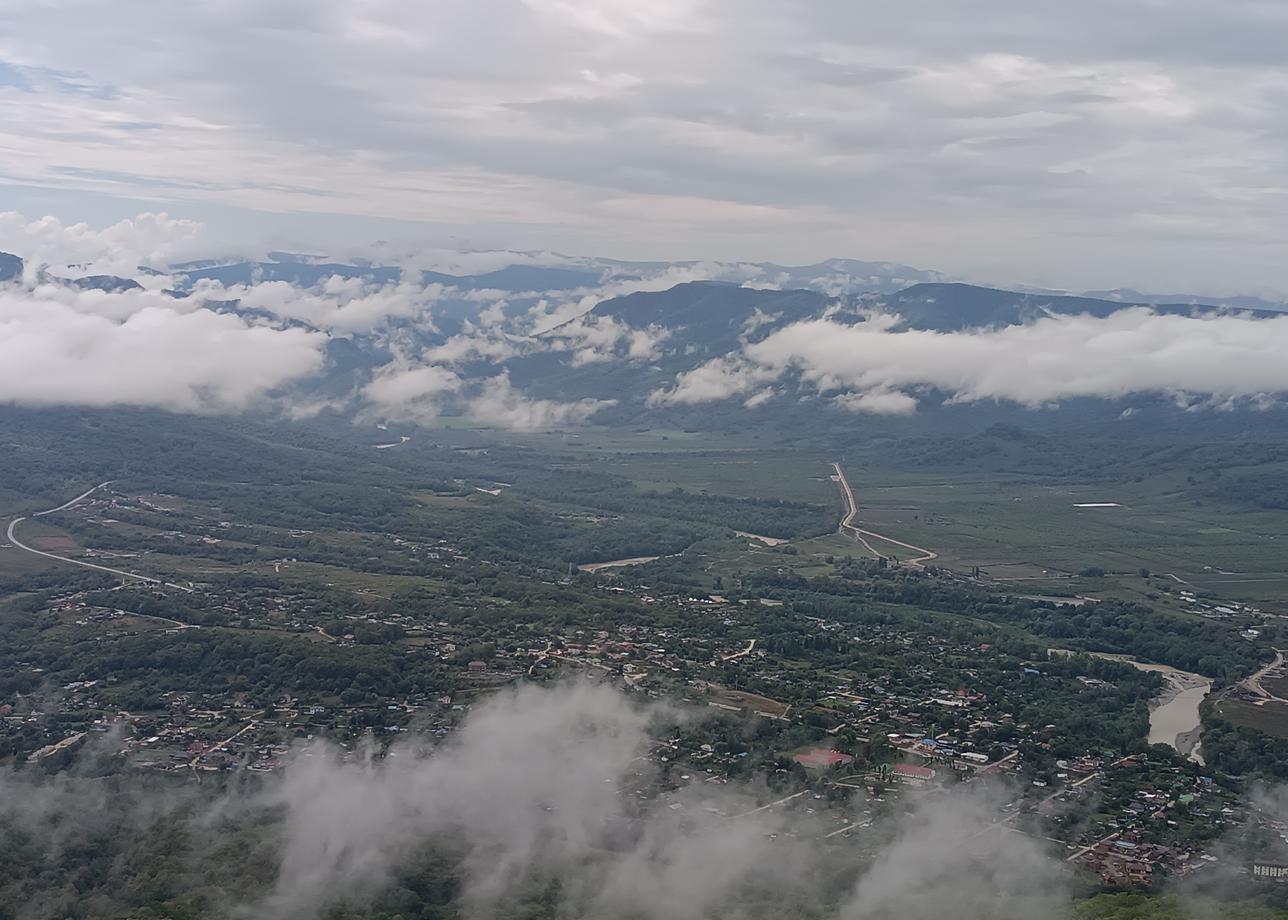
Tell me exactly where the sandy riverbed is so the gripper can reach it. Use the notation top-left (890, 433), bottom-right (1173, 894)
top-left (1057, 649), bottom-right (1212, 762)
top-left (1095, 654), bottom-right (1211, 763)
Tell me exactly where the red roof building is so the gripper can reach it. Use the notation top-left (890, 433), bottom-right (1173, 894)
top-left (793, 748), bottom-right (854, 769)
top-left (892, 763), bottom-right (935, 781)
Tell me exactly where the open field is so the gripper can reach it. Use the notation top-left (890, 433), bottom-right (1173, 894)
top-left (841, 465), bottom-right (1288, 609)
top-left (429, 423), bottom-right (762, 454)
top-left (0, 542), bottom-right (68, 578)
top-left (0, 518), bottom-right (84, 581)
top-left (52, 609), bottom-right (174, 636)
top-left (414, 493), bottom-right (475, 508)
top-left (32, 535), bottom-right (78, 550)
top-left (249, 561), bottom-right (448, 596)
top-left (589, 451), bottom-right (836, 504)
top-left (520, 443), bottom-right (1288, 609)
top-left (1211, 698), bottom-right (1288, 740)
top-left (704, 686), bottom-right (791, 718)
top-left (1262, 674), bottom-right (1288, 699)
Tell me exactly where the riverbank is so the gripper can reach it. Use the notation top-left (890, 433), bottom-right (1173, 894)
top-left (1130, 661), bottom-right (1210, 763)
top-left (1082, 652), bottom-right (1212, 763)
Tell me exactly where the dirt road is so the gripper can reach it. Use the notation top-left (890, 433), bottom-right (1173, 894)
top-left (1242, 648), bottom-right (1287, 704)
top-left (831, 463), bottom-right (938, 567)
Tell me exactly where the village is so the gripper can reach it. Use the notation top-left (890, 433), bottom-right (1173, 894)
top-left (2, 571), bottom-right (1261, 891)
top-left (1, 483), bottom-right (1281, 894)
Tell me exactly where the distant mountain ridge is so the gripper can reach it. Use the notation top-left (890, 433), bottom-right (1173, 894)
top-left (879, 282), bottom-right (1283, 331)
top-left (570, 281), bottom-right (832, 345)
top-left (162, 254), bottom-right (940, 296)
top-left (1082, 287), bottom-right (1288, 313)
top-left (4, 245), bottom-right (1284, 312)
top-left (0, 252), bottom-right (23, 282)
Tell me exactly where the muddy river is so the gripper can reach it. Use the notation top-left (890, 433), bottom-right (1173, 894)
top-left (1097, 655), bottom-right (1211, 764)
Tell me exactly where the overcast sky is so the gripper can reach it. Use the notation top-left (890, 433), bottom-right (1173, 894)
top-left (2, 0), bottom-right (1287, 293)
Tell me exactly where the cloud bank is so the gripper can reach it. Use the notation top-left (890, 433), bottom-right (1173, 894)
top-left (0, 284), bottom-right (326, 411)
top-left (652, 308), bottom-right (1288, 414)
top-left (362, 363), bottom-right (614, 430)
top-left (194, 276), bottom-right (434, 335)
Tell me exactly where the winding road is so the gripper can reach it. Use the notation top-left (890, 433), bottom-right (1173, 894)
top-left (721, 638), bottom-right (757, 662)
top-left (1242, 649), bottom-right (1288, 704)
top-left (5, 482), bottom-right (191, 591)
top-left (832, 463), bottom-right (938, 567)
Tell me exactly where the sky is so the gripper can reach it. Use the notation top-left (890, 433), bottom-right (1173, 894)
top-left (2, 0), bottom-right (1288, 295)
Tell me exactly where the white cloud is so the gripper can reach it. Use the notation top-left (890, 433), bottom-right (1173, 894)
top-left (833, 388), bottom-right (919, 415)
top-left (740, 307), bottom-right (780, 336)
top-left (253, 682), bottom-right (1065, 917)
top-left (653, 308), bottom-right (1288, 413)
top-left (0, 285), bottom-right (325, 411)
top-left (546, 313), bottom-right (671, 365)
top-left (423, 330), bottom-right (524, 366)
top-left (0, 211), bottom-right (205, 280)
top-left (742, 387), bottom-right (775, 408)
top-left (0, 681), bottom-right (1078, 920)
top-left (361, 363), bottom-right (463, 421)
top-left (648, 356), bottom-right (777, 407)
top-left (195, 277), bottom-right (433, 334)
top-left (466, 372), bottom-right (614, 430)
top-left (360, 362), bottom-right (613, 429)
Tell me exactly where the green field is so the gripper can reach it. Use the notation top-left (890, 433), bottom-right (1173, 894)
top-left (839, 465), bottom-right (1288, 610)
top-left (1212, 698), bottom-right (1288, 740)
top-left (589, 450), bottom-right (837, 505)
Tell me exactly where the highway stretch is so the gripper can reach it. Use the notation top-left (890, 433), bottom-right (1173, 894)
top-left (4, 482), bottom-right (192, 591)
top-left (831, 463), bottom-right (938, 567)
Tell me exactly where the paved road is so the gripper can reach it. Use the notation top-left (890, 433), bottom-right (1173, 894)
top-left (5, 482), bottom-right (190, 591)
top-left (825, 819), bottom-right (866, 838)
top-left (34, 481), bottom-right (114, 517)
top-left (967, 754), bottom-right (1129, 846)
top-left (731, 790), bottom-right (807, 818)
top-left (188, 718), bottom-right (259, 769)
top-left (832, 463), bottom-right (938, 567)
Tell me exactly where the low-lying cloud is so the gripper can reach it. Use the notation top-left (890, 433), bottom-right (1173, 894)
top-left (545, 313), bottom-right (671, 366)
top-left (467, 372), bottom-right (616, 430)
top-left (0, 682), bottom-right (1074, 920)
top-left (0, 284), bottom-right (326, 411)
top-left (652, 308), bottom-right (1288, 414)
top-left (194, 276), bottom-right (434, 335)
top-left (362, 363), bottom-right (614, 430)
top-left (0, 211), bottom-right (206, 281)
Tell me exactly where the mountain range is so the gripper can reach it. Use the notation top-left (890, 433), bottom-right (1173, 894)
top-left (5, 246), bottom-right (1288, 438)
